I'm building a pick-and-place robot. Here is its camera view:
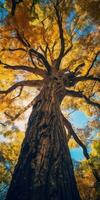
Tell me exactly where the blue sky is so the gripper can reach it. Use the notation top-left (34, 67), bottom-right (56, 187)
top-left (69, 111), bottom-right (90, 161)
top-left (69, 110), bottom-right (91, 128)
top-left (0, 0), bottom-right (8, 22)
top-left (66, 9), bottom-right (96, 41)
top-left (0, 0), bottom-right (5, 4)
top-left (0, 7), bottom-right (8, 21)
top-left (70, 147), bottom-right (86, 162)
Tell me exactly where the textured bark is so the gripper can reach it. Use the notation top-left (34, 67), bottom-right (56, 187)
top-left (6, 79), bottom-right (81, 200)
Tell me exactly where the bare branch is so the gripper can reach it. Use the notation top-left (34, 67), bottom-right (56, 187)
top-left (1, 43), bottom-right (42, 71)
top-left (11, 0), bottom-right (17, 16)
top-left (62, 114), bottom-right (100, 182)
top-left (11, 86), bottom-right (23, 100)
top-left (44, 44), bottom-right (49, 59)
top-left (41, 21), bottom-right (53, 61)
top-left (0, 122), bottom-right (6, 126)
top-left (4, 98), bottom-right (35, 121)
top-left (11, 0), bottom-right (23, 16)
top-left (52, 40), bottom-right (58, 55)
top-left (63, 44), bottom-right (73, 57)
top-left (16, 30), bottom-right (31, 48)
top-left (63, 63), bottom-right (100, 88)
top-left (38, 44), bottom-right (52, 62)
top-left (1, 48), bottom-right (27, 52)
top-left (0, 60), bottom-right (46, 77)
top-left (75, 75), bottom-right (100, 83)
top-left (28, 49), bottom-right (40, 68)
top-left (29, 48), bottom-right (51, 73)
top-left (15, 30), bottom-right (51, 73)
top-left (74, 63), bottom-right (85, 74)
top-left (0, 80), bottom-right (43, 95)
top-left (62, 114), bottom-right (89, 159)
top-left (65, 89), bottom-right (100, 109)
top-left (61, 10), bottom-right (80, 58)
top-left (61, 58), bottom-right (80, 73)
top-left (86, 51), bottom-right (100, 76)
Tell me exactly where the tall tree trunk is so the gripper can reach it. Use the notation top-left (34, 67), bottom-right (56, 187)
top-left (6, 81), bottom-right (81, 200)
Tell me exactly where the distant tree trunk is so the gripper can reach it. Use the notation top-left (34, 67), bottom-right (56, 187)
top-left (6, 80), bottom-right (81, 200)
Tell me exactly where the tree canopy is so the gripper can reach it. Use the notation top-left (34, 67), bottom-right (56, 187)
top-left (0, 0), bottom-right (99, 117)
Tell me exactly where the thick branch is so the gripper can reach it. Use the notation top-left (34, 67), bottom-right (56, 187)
top-left (54, 1), bottom-right (65, 70)
top-left (41, 21), bottom-right (53, 61)
top-left (28, 48), bottom-right (47, 70)
top-left (29, 49), bottom-right (51, 73)
top-left (65, 89), bottom-right (100, 109)
top-left (11, 0), bottom-right (17, 16)
top-left (0, 61), bottom-right (45, 77)
top-left (61, 58), bottom-right (82, 74)
top-left (62, 115), bottom-right (89, 159)
top-left (0, 80), bottom-right (42, 95)
top-left (75, 75), bottom-right (100, 83)
top-left (11, 0), bottom-right (23, 16)
top-left (1, 48), bottom-right (46, 76)
top-left (15, 30), bottom-right (51, 73)
top-left (63, 70), bottom-right (100, 89)
top-left (28, 50), bottom-right (38, 68)
top-left (16, 30), bottom-right (31, 48)
top-left (62, 115), bottom-right (100, 182)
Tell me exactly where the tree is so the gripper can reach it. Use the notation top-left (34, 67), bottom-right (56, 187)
top-left (77, 0), bottom-right (100, 25)
top-left (0, 0), bottom-right (100, 199)
top-left (0, 130), bottom-right (24, 185)
top-left (75, 134), bottom-right (100, 200)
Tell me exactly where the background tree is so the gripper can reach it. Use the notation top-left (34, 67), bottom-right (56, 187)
top-left (0, 0), bottom-right (100, 200)
top-left (77, 0), bottom-right (100, 25)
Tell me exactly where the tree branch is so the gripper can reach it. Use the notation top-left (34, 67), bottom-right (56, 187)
top-left (41, 21), bottom-right (53, 61)
top-left (1, 47), bottom-right (47, 76)
top-left (74, 63), bottom-right (85, 74)
top-left (0, 61), bottom-right (45, 77)
top-left (15, 30), bottom-right (52, 73)
top-left (28, 47), bottom-right (47, 70)
top-left (52, 40), bottom-right (58, 55)
top-left (86, 51), bottom-right (100, 76)
top-left (62, 114), bottom-right (100, 182)
top-left (0, 80), bottom-right (42, 95)
top-left (16, 30), bottom-right (31, 48)
top-left (29, 48), bottom-right (51, 73)
top-left (0, 122), bottom-right (6, 126)
top-left (62, 114), bottom-right (89, 159)
top-left (65, 89), bottom-right (100, 109)
top-left (75, 75), bottom-right (100, 83)
top-left (63, 68), bottom-right (100, 89)
top-left (4, 98), bottom-right (35, 121)
top-left (11, 0), bottom-right (23, 16)
top-left (54, 0), bottom-right (65, 70)
top-left (1, 47), bottom-right (27, 52)
top-left (11, 86), bottom-right (23, 100)
top-left (63, 44), bottom-right (73, 57)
